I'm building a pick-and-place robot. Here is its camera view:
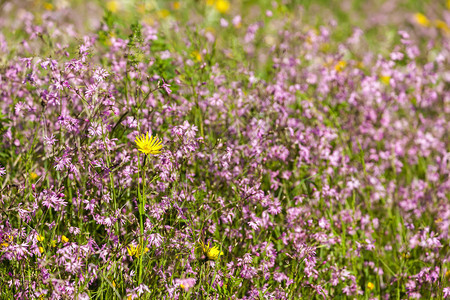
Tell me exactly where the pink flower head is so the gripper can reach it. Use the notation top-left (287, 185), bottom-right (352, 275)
top-left (161, 79), bottom-right (172, 95)
top-left (175, 278), bottom-right (196, 291)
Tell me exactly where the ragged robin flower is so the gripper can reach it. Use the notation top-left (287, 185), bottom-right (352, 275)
top-left (201, 241), bottom-right (224, 260)
top-left (135, 133), bottom-right (163, 155)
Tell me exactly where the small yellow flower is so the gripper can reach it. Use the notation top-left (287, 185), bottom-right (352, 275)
top-left (191, 51), bottom-right (202, 62)
top-left (414, 13), bottom-right (430, 27)
top-left (61, 235), bottom-right (69, 243)
top-left (43, 2), bottom-right (54, 11)
top-left (173, 1), bottom-right (181, 10)
top-left (206, 0), bottom-right (215, 6)
top-left (127, 244), bottom-right (138, 256)
top-left (127, 244), bottom-right (149, 257)
top-left (367, 282), bottom-right (375, 290)
top-left (201, 242), bottom-right (223, 260)
top-left (380, 75), bottom-right (391, 85)
top-left (0, 235), bottom-right (12, 249)
top-left (39, 246), bottom-right (44, 253)
top-left (158, 9), bottom-right (170, 18)
top-left (435, 20), bottom-right (450, 34)
top-left (135, 133), bottom-right (163, 155)
top-left (37, 235), bottom-right (44, 242)
top-left (30, 172), bottom-right (38, 180)
top-left (106, 1), bottom-right (120, 13)
top-left (335, 60), bottom-right (347, 72)
top-left (215, 0), bottom-right (230, 13)
top-left (180, 283), bottom-right (185, 289)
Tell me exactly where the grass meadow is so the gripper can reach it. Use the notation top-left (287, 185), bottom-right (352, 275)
top-left (0, 0), bottom-right (449, 299)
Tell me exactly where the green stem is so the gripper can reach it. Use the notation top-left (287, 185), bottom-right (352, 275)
top-left (138, 155), bottom-right (147, 284)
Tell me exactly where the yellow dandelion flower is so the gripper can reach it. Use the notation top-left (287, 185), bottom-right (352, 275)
top-left (43, 2), bottom-right (54, 11)
top-left (158, 9), bottom-right (170, 18)
top-left (127, 244), bottom-right (138, 256)
top-left (435, 20), bottom-right (450, 34)
top-left (215, 0), bottom-right (230, 13)
top-left (191, 51), bottom-right (202, 62)
top-left (201, 242), bottom-right (223, 260)
top-left (135, 133), bottom-right (163, 155)
top-left (1, 235), bottom-right (12, 249)
top-left (127, 244), bottom-right (148, 257)
top-left (414, 13), bottom-right (430, 27)
top-left (380, 75), bottom-right (391, 85)
top-left (39, 246), bottom-right (44, 253)
top-left (37, 235), bottom-right (44, 242)
top-left (367, 282), bottom-right (375, 290)
top-left (335, 60), bottom-right (347, 72)
top-left (61, 235), bottom-right (69, 243)
top-left (106, 1), bottom-right (120, 13)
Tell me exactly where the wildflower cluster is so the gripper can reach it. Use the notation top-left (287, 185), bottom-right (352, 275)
top-left (0, 1), bottom-right (449, 299)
